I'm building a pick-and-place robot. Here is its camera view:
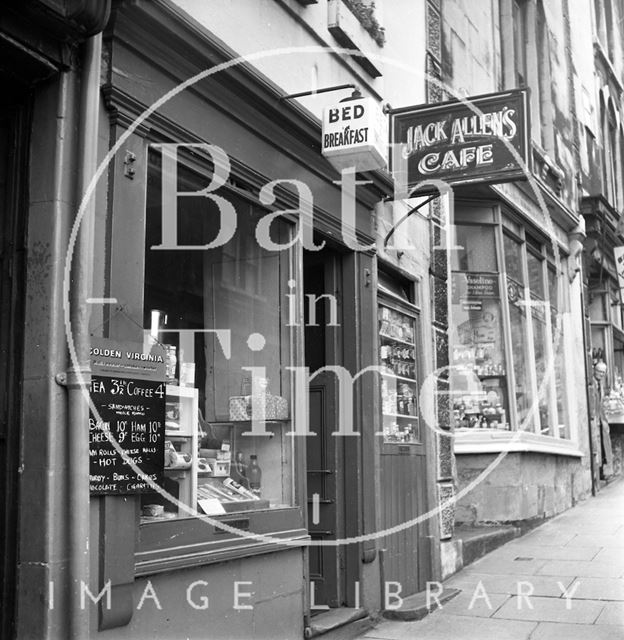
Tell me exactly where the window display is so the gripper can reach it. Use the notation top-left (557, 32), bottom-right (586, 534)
top-left (140, 148), bottom-right (295, 523)
top-left (378, 304), bottom-right (421, 443)
top-left (450, 267), bottom-right (509, 430)
top-left (451, 216), bottom-right (569, 437)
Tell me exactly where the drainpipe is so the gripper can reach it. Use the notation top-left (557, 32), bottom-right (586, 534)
top-left (67, 32), bottom-right (101, 640)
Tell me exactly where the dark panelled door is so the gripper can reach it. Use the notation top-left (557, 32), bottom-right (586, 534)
top-left (304, 251), bottom-right (344, 608)
top-left (0, 90), bottom-right (28, 639)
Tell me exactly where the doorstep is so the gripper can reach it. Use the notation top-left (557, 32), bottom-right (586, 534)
top-left (305, 608), bottom-right (373, 640)
top-left (382, 586), bottom-right (461, 621)
top-left (455, 523), bottom-right (521, 568)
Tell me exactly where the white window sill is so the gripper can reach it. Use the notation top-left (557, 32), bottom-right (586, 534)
top-left (454, 429), bottom-right (584, 457)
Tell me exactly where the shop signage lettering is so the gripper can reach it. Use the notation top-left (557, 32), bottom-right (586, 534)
top-left (391, 89), bottom-right (529, 190)
top-left (89, 338), bottom-right (166, 494)
top-left (321, 96), bottom-right (388, 172)
top-left (452, 273), bottom-right (499, 304)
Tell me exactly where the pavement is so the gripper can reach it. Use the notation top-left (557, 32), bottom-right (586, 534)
top-left (360, 477), bottom-right (624, 640)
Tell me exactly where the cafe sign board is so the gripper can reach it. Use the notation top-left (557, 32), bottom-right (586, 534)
top-left (322, 96), bottom-right (388, 172)
top-left (89, 338), bottom-right (167, 495)
top-left (391, 89), bottom-right (529, 191)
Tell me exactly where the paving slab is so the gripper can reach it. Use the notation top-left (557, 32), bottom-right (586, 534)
top-left (436, 591), bottom-right (510, 617)
top-left (529, 621), bottom-right (624, 640)
top-left (595, 601), bottom-right (624, 625)
top-left (444, 572), bottom-right (575, 597)
top-left (362, 614), bottom-right (537, 640)
top-left (492, 595), bottom-right (604, 624)
top-left (356, 479), bottom-right (624, 640)
top-left (570, 577), bottom-right (624, 601)
top-left (515, 531), bottom-right (576, 546)
top-left (592, 547), bottom-right (624, 563)
top-left (492, 544), bottom-right (601, 561)
top-left (536, 560), bottom-right (624, 578)
top-left (565, 534), bottom-right (624, 548)
top-left (466, 557), bottom-right (548, 576)
top-left (537, 522), bottom-right (623, 535)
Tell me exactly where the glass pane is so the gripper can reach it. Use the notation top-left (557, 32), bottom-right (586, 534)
top-left (547, 265), bottom-right (559, 310)
top-left (379, 305), bottom-right (420, 443)
top-left (141, 149), bottom-right (294, 521)
top-left (527, 251), bottom-right (545, 298)
top-left (451, 225), bottom-right (497, 272)
top-left (450, 273), bottom-right (509, 430)
top-left (503, 234), bottom-right (524, 284)
top-left (530, 295), bottom-right (554, 435)
top-left (611, 287), bottom-right (622, 330)
top-left (589, 293), bottom-right (607, 322)
top-left (591, 326), bottom-right (606, 361)
top-left (551, 312), bottom-right (568, 438)
top-left (507, 278), bottom-right (533, 430)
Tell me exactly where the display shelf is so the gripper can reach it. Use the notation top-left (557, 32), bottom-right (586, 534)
top-left (154, 385), bottom-right (199, 519)
top-left (381, 371), bottom-right (416, 383)
top-left (379, 302), bottom-right (420, 443)
top-left (379, 333), bottom-right (415, 347)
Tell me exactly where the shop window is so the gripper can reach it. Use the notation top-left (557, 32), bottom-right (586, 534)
top-left (589, 291), bottom-right (608, 322)
top-left (451, 213), bottom-right (570, 438)
top-left (451, 225), bottom-right (509, 431)
top-left (549, 263), bottom-right (569, 437)
top-left (379, 303), bottom-right (421, 443)
top-left (451, 224), bottom-right (498, 272)
top-left (504, 233), bottom-right (532, 429)
top-left (141, 147), bottom-right (296, 524)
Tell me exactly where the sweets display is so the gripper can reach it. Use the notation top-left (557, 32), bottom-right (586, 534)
top-left (378, 304), bottom-right (421, 444)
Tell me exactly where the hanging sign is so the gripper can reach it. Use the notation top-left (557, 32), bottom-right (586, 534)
top-left (322, 96), bottom-right (388, 172)
top-left (391, 89), bottom-right (529, 191)
top-left (89, 338), bottom-right (167, 495)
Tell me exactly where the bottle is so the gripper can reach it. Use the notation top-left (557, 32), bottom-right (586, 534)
top-left (248, 455), bottom-right (262, 495)
top-left (231, 451), bottom-right (249, 488)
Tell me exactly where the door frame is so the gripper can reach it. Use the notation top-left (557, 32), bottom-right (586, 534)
top-left (304, 247), bottom-right (352, 609)
top-left (0, 89), bottom-right (30, 640)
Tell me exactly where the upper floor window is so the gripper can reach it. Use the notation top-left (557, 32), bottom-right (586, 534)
top-left (501, 0), bottom-right (554, 152)
top-left (594, 0), bottom-right (621, 65)
top-left (512, 0), bottom-right (528, 87)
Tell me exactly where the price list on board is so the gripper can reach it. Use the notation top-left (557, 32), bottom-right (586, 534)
top-left (88, 338), bottom-right (167, 495)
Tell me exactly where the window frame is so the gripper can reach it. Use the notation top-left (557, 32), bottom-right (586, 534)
top-left (135, 141), bottom-right (308, 573)
top-left (452, 203), bottom-right (581, 456)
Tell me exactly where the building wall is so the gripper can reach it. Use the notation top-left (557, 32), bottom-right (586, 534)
top-left (455, 451), bottom-right (592, 525)
top-left (441, 0), bottom-right (594, 530)
top-left (95, 550), bottom-right (305, 640)
top-left (169, 0), bottom-right (427, 117)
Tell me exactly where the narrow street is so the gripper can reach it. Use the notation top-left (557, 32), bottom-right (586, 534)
top-left (361, 478), bottom-right (624, 640)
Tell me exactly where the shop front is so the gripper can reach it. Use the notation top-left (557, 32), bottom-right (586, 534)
top-left (390, 88), bottom-right (592, 530)
top-left (84, 2), bottom-right (410, 637)
top-left (582, 194), bottom-right (624, 483)
top-left (451, 188), bottom-right (592, 526)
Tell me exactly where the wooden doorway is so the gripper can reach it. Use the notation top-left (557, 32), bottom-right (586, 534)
top-left (378, 281), bottom-right (432, 596)
top-left (304, 248), bottom-right (347, 608)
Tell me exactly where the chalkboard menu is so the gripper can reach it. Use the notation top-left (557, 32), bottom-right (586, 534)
top-left (89, 339), bottom-right (167, 495)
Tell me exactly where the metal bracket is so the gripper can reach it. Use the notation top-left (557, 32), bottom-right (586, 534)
top-left (123, 150), bottom-right (136, 179)
top-left (279, 83), bottom-right (357, 101)
top-left (55, 372), bottom-right (68, 387)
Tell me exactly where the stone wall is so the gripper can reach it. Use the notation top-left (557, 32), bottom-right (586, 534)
top-left (455, 452), bottom-right (592, 526)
